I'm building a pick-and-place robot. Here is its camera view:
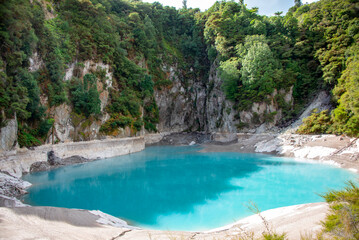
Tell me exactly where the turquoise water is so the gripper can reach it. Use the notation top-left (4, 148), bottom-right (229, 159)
top-left (22, 145), bottom-right (357, 231)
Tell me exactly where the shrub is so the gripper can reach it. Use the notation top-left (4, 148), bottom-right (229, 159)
top-left (297, 109), bottom-right (332, 134)
top-left (68, 74), bottom-right (101, 117)
top-left (18, 125), bottom-right (41, 148)
top-left (37, 118), bottom-right (54, 138)
top-left (100, 114), bottom-right (138, 134)
top-left (321, 181), bottom-right (359, 239)
top-left (133, 118), bottom-right (144, 132)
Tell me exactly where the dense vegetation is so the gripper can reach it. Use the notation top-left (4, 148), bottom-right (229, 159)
top-left (320, 181), bottom-right (359, 239)
top-left (0, 0), bottom-right (209, 145)
top-left (201, 0), bottom-right (358, 134)
top-left (295, 0), bottom-right (359, 136)
top-left (0, 0), bottom-right (358, 147)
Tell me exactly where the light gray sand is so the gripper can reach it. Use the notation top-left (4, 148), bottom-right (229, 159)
top-left (0, 203), bottom-right (328, 240)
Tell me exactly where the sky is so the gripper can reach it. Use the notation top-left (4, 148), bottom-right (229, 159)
top-left (141, 0), bottom-right (318, 16)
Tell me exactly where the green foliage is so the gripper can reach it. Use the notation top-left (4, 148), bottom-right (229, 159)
top-left (321, 181), bottom-right (359, 239)
top-left (331, 52), bottom-right (359, 136)
top-left (239, 38), bottom-right (277, 92)
top-left (100, 114), bottom-right (133, 133)
top-left (297, 109), bottom-right (332, 134)
top-left (143, 99), bottom-right (159, 132)
top-left (0, 72), bottom-right (30, 121)
top-left (133, 118), bottom-right (144, 132)
top-left (107, 89), bottom-right (141, 118)
top-left (17, 124), bottom-right (41, 148)
top-left (205, 3), bottom-right (298, 112)
top-left (219, 58), bottom-right (240, 100)
top-left (69, 74), bottom-right (101, 117)
top-left (262, 233), bottom-right (287, 240)
top-left (140, 75), bottom-right (154, 98)
top-left (37, 118), bottom-right (55, 138)
top-left (16, 69), bottom-right (45, 120)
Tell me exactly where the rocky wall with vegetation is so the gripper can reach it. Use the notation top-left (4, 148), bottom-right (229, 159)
top-left (0, 0), bottom-right (358, 151)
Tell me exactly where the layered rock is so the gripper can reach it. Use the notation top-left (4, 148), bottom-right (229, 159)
top-left (205, 61), bottom-right (239, 133)
top-left (0, 171), bottom-right (31, 205)
top-left (155, 64), bottom-right (207, 132)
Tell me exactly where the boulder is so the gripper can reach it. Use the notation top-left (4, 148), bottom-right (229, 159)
top-left (30, 161), bottom-right (51, 172)
top-left (0, 172), bottom-right (31, 198)
top-left (0, 117), bottom-right (18, 152)
top-left (62, 155), bottom-right (89, 165)
top-left (47, 151), bottom-right (62, 165)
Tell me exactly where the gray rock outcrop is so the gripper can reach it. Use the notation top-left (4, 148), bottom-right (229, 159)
top-left (0, 116), bottom-right (18, 152)
top-left (47, 150), bottom-right (62, 165)
top-left (155, 64), bottom-right (207, 132)
top-left (0, 172), bottom-right (31, 199)
top-left (205, 61), bottom-right (239, 133)
top-left (284, 91), bottom-right (331, 133)
top-left (30, 161), bottom-right (51, 172)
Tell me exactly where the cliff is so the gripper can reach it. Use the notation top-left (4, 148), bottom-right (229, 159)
top-left (0, 0), bottom-right (357, 151)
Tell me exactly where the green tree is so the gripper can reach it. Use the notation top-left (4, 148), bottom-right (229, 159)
top-left (220, 58), bottom-right (240, 100)
top-left (182, 0), bottom-right (187, 10)
top-left (69, 74), bottom-right (101, 117)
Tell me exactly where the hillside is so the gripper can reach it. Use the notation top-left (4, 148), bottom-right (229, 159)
top-left (0, 0), bottom-right (358, 150)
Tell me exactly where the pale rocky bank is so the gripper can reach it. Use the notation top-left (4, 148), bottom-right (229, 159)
top-left (204, 132), bottom-right (359, 172)
top-left (0, 202), bottom-right (328, 240)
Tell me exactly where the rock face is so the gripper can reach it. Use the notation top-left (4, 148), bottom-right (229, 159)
top-left (49, 103), bottom-right (74, 143)
top-left (0, 116), bottom-right (18, 152)
top-left (205, 61), bottom-right (239, 133)
top-left (47, 151), bottom-right (62, 165)
top-left (155, 64), bottom-right (207, 132)
top-left (45, 60), bottom-right (115, 143)
top-left (284, 91), bottom-right (331, 133)
top-left (28, 51), bottom-right (44, 72)
top-left (2, 57), bottom-right (304, 152)
top-left (155, 61), bottom-right (241, 134)
top-left (154, 60), bottom-right (294, 135)
top-left (239, 87), bottom-right (294, 131)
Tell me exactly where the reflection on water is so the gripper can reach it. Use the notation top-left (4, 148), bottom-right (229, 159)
top-left (23, 145), bottom-right (356, 231)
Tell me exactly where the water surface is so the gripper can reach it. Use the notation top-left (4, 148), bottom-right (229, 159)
top-left (23, 145), bottom-right (357, 231)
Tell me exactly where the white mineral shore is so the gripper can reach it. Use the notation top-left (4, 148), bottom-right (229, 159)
top-left (202, 133), bottom-right (359, 172)
top-left (0, 202), bottom-right (328, 240)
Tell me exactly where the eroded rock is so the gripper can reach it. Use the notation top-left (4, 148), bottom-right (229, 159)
top-left (0, 117), bottom-right (18, 152)
top-left (30, 161), bottom-right (51, 172)
top-left (0, 172), bottom-right (31, 199)
top-left (47, 150), bottom-right (62, 165)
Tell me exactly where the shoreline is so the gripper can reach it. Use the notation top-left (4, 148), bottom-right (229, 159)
top-left (0, 202), bottom-right (328, 239)
top-left (0, 132), bottom-right (358, 239)
top-left (201, 133), bottom-right (359, 173)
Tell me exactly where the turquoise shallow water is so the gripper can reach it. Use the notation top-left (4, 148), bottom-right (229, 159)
top-left (23, 145), bottom-right (357, 231)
